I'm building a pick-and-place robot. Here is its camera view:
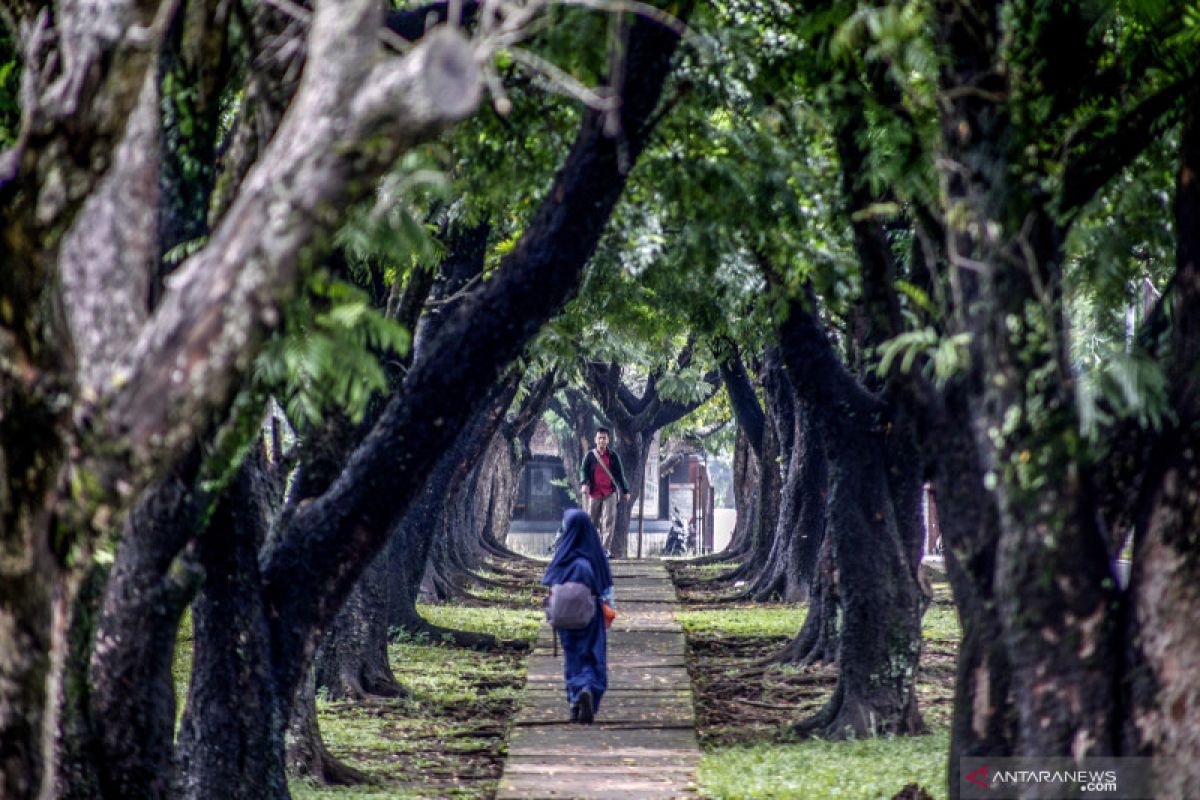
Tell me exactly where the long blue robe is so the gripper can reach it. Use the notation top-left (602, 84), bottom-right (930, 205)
top-left (542, 509), bottom-right (613, 712)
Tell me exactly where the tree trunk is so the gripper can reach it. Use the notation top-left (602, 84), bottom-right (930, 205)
top-left (1124, 82), bottom-right (1200, 793)
top-left (479, 432), bottom-right (524, 552)
top-left (925, 388), bottom-right (1015, 799)
top-left (316, 550), bottom-right (404, 701)
top-left (1130, 435), bottom-right (1200, 794)
top-left (778, 296), bottom-right (925, 739)
top-left (50, 565), bottom-right (108, 800)
top-left (773, 532), bottom-right (839, 666)
top-left (724, 427), bottom-right (760, 558)
top-left (176, 463), bottom-right (289, 800)
top-left (585, 352), bottom-right (719, 557)
top-left (608, 426), bottom-right (653, 558)
top-left (1, 16), bottom-right (484, 795)
top-left (710, 351), bottom-right (766, 563)
top-left (553, 387), bottom-right (599, 508)
top-left (255, 4), bottom-right (690, 746)
top-left (420, 374), bottom-right (523, 596)
top-left (285, 667), bottom-right (369, 786)
top-left (933, 1), bottom-right (1122, 759)
top-left (83, 466), bottom-right (204, 799)
top-left (711, 348), bottom-right (787, 585)
top-left (0, 252), bottom-right (72, 800)
top-left (747, 401), bottom-right (827, 602)
top-left (385, 380), bottom-right (520, 645)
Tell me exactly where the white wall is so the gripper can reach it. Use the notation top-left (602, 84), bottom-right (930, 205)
top-left (712, 508), bottom-right (736, 554)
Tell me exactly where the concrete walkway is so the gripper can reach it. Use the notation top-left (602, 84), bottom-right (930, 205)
top-left (496, 561), bottom-right (700, 799)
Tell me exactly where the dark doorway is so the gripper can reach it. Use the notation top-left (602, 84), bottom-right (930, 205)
top-left (515, 455), bottom-right (572, 522)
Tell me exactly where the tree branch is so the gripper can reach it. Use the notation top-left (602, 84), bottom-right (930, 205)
top-left (60, 67), bottom-right (161, 395)
top-left (98, 20), bottom-right (482, 495)
top-left (258, 6), bottom-right (690, 697)
top-left (718, 345), bottom-right (765, 459)
top-left (501, 369), bottom-right (558, 440)
top-left (651, 368), bottom-right (720, 430)
top-left (1059, 79), bottom-right (1187, 220)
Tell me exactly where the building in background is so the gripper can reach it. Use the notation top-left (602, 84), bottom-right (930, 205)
top-left (507, 423), bottom-right (725, 557)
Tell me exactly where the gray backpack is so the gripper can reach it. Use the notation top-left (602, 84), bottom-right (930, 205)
top-left (544, 582), bottom-right (595, 630)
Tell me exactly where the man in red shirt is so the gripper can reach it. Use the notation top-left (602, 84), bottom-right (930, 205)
top-left (579, 428), bottom-right (631, 555)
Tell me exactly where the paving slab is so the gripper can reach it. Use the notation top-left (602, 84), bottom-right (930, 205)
top-left (497, 561), bottom-right (700, 799)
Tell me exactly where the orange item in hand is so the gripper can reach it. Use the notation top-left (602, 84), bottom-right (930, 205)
top-left (601, 602), bottom-right (616, 628)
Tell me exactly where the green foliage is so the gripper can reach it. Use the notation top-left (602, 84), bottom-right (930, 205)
top-left (336, 149), bottom-right (451, 274)
top-left (0, 28), bottom-right (19, 147)
top-left (1076, 346), bottom-right (1172, 436)
top-left (698, 732), bottom-right (949, 800)
top-left (1065, 138), bottom-right (1176, 439)
top-left (255, 275), bottom-right (410, 426)
top-left (196, 388), bottom-right (270, 494)
top-left (876, 327), bottom-right (972, 387)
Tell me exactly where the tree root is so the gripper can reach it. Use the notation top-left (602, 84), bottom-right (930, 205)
top-left (794, 683), bottom-right (924, 740)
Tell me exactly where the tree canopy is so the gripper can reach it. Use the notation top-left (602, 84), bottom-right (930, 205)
top-left (2, 0), bottom-right (1200, 797)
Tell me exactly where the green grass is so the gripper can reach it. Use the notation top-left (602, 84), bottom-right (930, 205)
top-left (681, 584), bottom-right (958, 798)
top-left (676, 605), bottom-right (809, 638)
top-left (288, 602), bottom-right (538, 799)
top-left (172, 608), bottom-right (193, 733)
top-left (680, 562), bottom-right (743, 575)
top-left (922, 603), bottom-right (961, 643)
top-left (416, 603), bottom-right (542, 642)
top-left (699, 731), bottom-right (949, 799)
top-left (164, 571), bottom-right (542, 798)
top-left (290, 786), bottom-right (399, 800)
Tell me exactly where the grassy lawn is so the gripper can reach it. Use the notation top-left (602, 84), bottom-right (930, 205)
top-left (677, 577), bottom-right (959, 800)
top-left (290, 600), bottom-right (542, 800)
top-left (699, 732), bottom-right (950, 800)
top-left (171, 558), bottom-right (543, 799)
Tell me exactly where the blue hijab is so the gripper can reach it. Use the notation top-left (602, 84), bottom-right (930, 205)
top-left (541, 509), bottom-right (613, 594)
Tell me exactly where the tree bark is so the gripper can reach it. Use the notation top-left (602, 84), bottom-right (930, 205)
top-left (777, 295), bottom-right (925, 739)
top-left (933, 1), bottom-right (1120, 758)
top-left (685, 353), bottom-right (766, 566)
top-left (316, 551), bottom-right (404, 701)
top-left (773, 531), bottom-right (839, 666)
top-left (385, 378), bottom-right (519, 647)
top-left (102, 22), bottom-right (482, 486)
top-left (924, 388), bottom-right (1015, 798)
top-left (0, 15), bottom-right (483, 793)
top-left (83, 464), bottom-right (204, 800)
top-left (285, 667), bottom-right (369, 786)
top-left (176, 460), bottom-right (289, 800)
top-left (727, 427), bottom-right (760, 557)
top-left (1123, 79), bottom-right (1200, 793)
top-left (705, 348), bottom-right (786, 585)
top-left (746, 397), bottom-right (827, 603)
top-left (258, 8), bottom-right (691, 720)
top-left (49, 565), bottom-right (108, 800)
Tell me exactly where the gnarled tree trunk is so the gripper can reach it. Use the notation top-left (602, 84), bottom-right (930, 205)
top-left (778, 295), bottom-right (925, 739)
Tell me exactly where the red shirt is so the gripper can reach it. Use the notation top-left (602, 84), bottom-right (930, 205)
top-left (589, 451), bottom-right (616, 498)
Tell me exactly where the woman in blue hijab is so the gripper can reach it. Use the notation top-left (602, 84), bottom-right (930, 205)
top-left (541, 508), bottom-right (614, 723)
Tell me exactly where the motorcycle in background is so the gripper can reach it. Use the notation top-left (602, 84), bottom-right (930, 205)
top-left (662, 508), bottom-right (687, 557)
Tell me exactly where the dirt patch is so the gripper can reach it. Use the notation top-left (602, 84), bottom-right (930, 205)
top-left (685, 631), bottom-right (838, 747)
top-left (666, 561), bottom-right (754, 606)
top-left (309, 556), bottom-right (545, 799)
top-left (676, 578), bottom-right (959, 748)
